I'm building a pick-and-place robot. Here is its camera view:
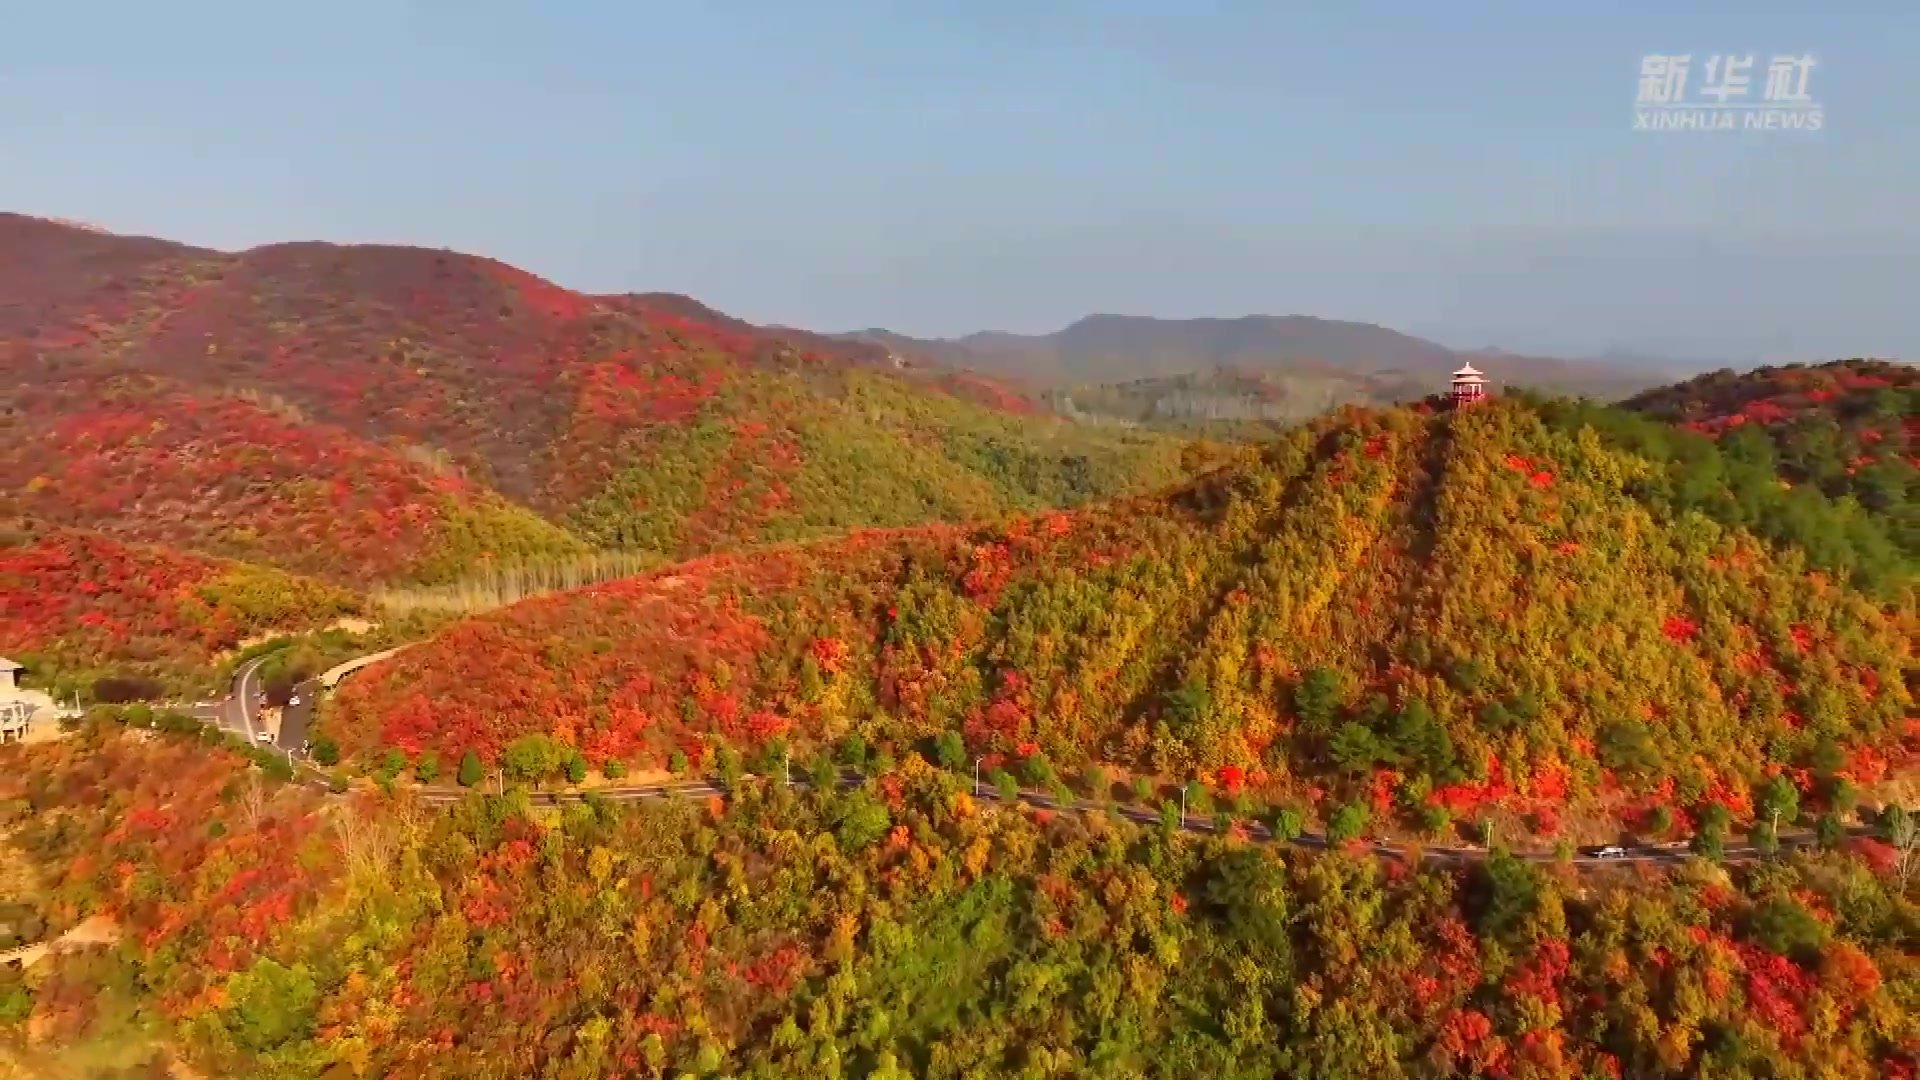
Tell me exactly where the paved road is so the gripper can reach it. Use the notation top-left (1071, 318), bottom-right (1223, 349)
top-left (167, 654), bottom-right (318, 754)
top-left (230, 654), bottom-right (271, 743)
top-left (278, 677), bottom-right (321, 755)
top-left (163, 646), bottom-right (1899, 872)
top-left (401, 772), bottom-right (1887, 869)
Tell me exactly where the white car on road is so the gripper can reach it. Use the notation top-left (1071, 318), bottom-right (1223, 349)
top-left (255, 731), bottom-right (273, 744)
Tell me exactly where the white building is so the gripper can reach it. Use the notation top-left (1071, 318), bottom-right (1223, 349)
top-left (0, 701), bottom-right (29, 744)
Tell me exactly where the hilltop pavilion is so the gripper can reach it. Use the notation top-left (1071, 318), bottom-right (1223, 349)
top-left (1449, 363), bottom-right (1490, 406)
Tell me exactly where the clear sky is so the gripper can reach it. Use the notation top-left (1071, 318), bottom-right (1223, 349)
top-left (4, 2), bottom-right (1916, 361)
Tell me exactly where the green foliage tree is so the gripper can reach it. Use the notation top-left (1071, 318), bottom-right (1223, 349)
top-left (225, 958), bottom-right (320, 1053)
top-left (1598, 720), bottom-right (1663, 778)
top-left (1473, 850), bottom-right (1540, 942)
top-left (1293, 668), bottom-right (1345, 737)
top-left (1748, 897), bottom-right (1828, 959)
top-left (1693, 804), bottom-right (1731, 860)
top-left (457, 749), bottom-right (483, 787)
top-left (311, 736), bottom-right (341, 767)
top-left (933, 731), bottom-right (966, 772)
top-left (1327, 722), bottom-right (1381, 775)
top-left (1816, 812), bottom-right (1846, 849)
top-left (1271, 804), bottom-right (1305, 841)
top-left (833, 792), bottom-right (892, 852)
top-left (1754, 774), bottom-right (1800, 827)
top-left (993, 769), bottom-right (1019, 804)
top-left (502, 735), bottom-right (565, 784)
top-left (1325, 801), bottom-right (1369, 843)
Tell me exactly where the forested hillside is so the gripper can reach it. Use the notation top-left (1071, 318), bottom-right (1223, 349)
top-left (0, 731), bottom-right (1912, 1079)
top-left (0, 214), bottom-right (1196, 585)
top-left (3, 370), bottom-right (586, 585)
top-left (1, 216), bottom-right (1211, 701)
top-left (1622, 359), bottom-right (1917, 559)
top-left (329, 397), bottom-right (1916, 845)
top-left (1045, 365), bottom-right (1432, 434)
top-left (0, 525), bottom-right (363, 697)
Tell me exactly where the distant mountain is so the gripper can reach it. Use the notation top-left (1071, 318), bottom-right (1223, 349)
top-left (1044, 364), bottom-right (1434, 436)
top-left (849, 314), bottom-right (1676, 403)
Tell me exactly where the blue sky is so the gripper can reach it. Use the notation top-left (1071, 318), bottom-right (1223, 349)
top-left (4, 2), bottom-right (1916, 360)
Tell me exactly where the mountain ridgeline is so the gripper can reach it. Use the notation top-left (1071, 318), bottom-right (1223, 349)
top-left (853, 314), bottom-right (1677, 399)
top-left (0, 213), bottom-right (1192, 591)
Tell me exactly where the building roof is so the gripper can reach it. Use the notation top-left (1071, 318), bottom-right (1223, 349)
top-left (1451, 363), bottom-right (1485, 378)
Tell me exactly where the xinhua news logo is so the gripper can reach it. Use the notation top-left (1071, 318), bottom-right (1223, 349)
top-left (1633, 54), bottom-right (1823, 132)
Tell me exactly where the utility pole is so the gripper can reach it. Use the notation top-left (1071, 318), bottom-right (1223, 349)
top-left (974, 756), bottom-right (985, 798)
top-left (783, 754), bottom-right (790, 788)
top-left (1180, 784), bottom-right (1188, 825)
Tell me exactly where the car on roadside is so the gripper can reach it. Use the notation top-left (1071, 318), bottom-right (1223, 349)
top-left (289, 695), bottom-right (302, 707)
top-left (255, 731), bottom-right (273, 744)
top-left (1591, 845), bottom-right (1628, 859)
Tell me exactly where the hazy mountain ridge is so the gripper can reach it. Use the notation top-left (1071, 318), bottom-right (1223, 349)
top-left (848, 313), bottom-right (1687, 403)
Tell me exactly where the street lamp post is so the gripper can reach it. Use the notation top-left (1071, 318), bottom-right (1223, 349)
top-left (974, 756), bottom-right (986, 798)
top-left (1180, 784), bottom-right (1188, 825)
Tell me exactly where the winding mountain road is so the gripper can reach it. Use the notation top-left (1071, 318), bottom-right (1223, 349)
top-left (403, 772), bottom-right (1885, 869)
top-left (170, 647), bottom-right (1897, 872)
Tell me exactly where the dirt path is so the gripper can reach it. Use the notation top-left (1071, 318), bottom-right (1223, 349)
top-left (0, 916), bottom-right (119, 969)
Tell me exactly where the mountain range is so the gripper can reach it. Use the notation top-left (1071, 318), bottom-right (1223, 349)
top-left (2, 213), bottom-right (1910, 710)
top-left (0, 213), bottom-right (1197, 693)
top-left (848, 314), bottom-right (1689, 400)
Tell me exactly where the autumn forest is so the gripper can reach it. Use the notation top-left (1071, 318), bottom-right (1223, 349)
top-left (1, 215), bottom-right (1914, 1079)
